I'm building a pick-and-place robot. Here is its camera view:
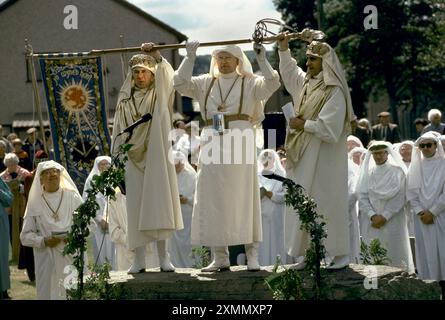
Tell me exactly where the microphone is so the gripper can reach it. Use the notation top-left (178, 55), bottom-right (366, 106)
top-left (117, 112), bottom-right (152, 136)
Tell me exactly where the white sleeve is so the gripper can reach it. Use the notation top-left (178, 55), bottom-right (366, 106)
top-left (358, 193), bottom-right (377, 219)
top-left (20, 216), bottom-right (45, 249)
top-left (430, 179), bottom-right (445, 216)
top-left (271, 184), bottom-right (286, 204)
top-left (304, 87), bottom-right (346, 144)
top-left (278, 49), bottom-right (306, 101)
top-left (107, 200), bottom-right (126, 245)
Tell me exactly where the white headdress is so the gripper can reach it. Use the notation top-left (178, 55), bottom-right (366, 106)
top-left (355, 141), bottom-right (407, 195)
top-left (406, 132), bottom-right (445, 202)
top-left (258, 149), bottom-right (286, 177)
top-left (83, 156), bottom-right (111, 195)
top-left (209, 45), bottom-right (253, 77)
top-left (307, 41), bottom-right (355, 132)
top-left (348, 146), bottom-right (367, 161)
top-left (117, 54), bottom-right (157, 104)
top-left (24, 160), bottom-right (80, 217)
top-left (172, 150), bottom-right (196, 174)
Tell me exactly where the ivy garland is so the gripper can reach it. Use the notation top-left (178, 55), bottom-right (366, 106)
top-left (264, 173), bottom-right (328, 299)
top-left (63, 144), bottom-right (132, 299)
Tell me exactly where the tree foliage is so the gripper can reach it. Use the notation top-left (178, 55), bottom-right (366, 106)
top-left (273, 0), bottom-right (445, 133)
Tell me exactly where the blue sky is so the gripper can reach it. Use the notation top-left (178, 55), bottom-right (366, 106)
top-left (128, 0), bottom-right (283, 54)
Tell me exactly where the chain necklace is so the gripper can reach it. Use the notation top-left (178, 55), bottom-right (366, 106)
top-left (216, 75), bottom-right (239, 112)
top-left (42, 189), bottom-right (64, 222)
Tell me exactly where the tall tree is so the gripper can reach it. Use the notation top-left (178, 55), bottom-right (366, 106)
top-left (273, 0), bottom-right (445, 134)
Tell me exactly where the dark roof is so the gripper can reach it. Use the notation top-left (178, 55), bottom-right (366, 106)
top-left (0, 0), bottom-right (187, 41)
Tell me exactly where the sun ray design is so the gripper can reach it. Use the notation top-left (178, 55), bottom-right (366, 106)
top-left (57, 79), bottom-right (97, 158)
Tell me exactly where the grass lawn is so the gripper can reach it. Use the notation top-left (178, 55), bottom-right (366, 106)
top-left (7, 237), bottom-right (95, 300)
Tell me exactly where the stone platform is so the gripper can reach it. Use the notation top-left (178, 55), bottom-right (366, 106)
top-left (108, 264), bottom-right (441, 300)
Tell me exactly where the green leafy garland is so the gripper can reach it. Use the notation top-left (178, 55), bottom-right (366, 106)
top-left (63, 144), bottom-right (132, 299)
top-left (265, 175), bottom-right (328, 299)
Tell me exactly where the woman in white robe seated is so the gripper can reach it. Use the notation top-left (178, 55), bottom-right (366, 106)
top-left (257, 149), bottom-right (286, 266)
top-left (169, 151), bottom-right (197, 268)
top-left (20, 161), bottom-right (83, 300)
top-left (356, 141), bottom-right (415, 273)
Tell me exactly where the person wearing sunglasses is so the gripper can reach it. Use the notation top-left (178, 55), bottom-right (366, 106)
top-left (407, 131), bottom-right (445, 298)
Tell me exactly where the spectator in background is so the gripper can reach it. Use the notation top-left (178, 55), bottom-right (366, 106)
top-left (350, 117), bottom-right (370, 148)
top-left (22, 128), bottom-right (44, 169)
top-left (0, 125), bottom-right (13, 153)
top-left (0, 141), bottom-right (7, 173)
top-left (0, 153), bottom-right (30, 262)
top-left (6, 133), bottom-right (17, 146)
top-left (422, 109), bottom-right (445, 135)
top-left (0, 178), bottom-right (13, 299)
top-left (371, 111), bottom-right (401, 144)
top-left (414, 118), bottom-right (430, 136)
top-left (44, 130), bottom-right (55, 160)
top-left (12, 138), bottom-right (32, 171)
top-left (358, 118), bottom-right (372, 131)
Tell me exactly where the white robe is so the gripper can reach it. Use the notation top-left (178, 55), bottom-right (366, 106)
top-left (112, 59), bottom-right (183, 250)
top-left (348, 159), bottom-right (361, 263)
top-left (82, 190), bottom-right (115, 269)
top-left (279, 50), bottom-right (350, 257)
top-left (20, 188), bottom-right (82, 300)
top-left (359, 163), bottom-right (415, 273)
top-left (169, 168), bottom-right (197, 268)
top-left (408, 157), bottom-right (445, 281)
top-left (174, 59), bottom-right (280, 246)
top-left (258, 174), bottom-right (286, 266)
top-left (105, 189), bottom-right (158, 271)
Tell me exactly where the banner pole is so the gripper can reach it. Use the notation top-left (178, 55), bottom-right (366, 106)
top-left (25, 39), bottom-right (48, 156)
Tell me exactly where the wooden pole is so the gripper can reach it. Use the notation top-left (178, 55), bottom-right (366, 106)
top-left (25, 39), bottom-right (48, 157)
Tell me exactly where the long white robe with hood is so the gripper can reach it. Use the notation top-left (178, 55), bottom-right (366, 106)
top-left (356, 142), bottom-right (414, 273)
top-left (257, 149), bottom-right (286, 266)
top-left (407, 132), bottom-right (445, 280)
top-left (279, 42), bottom-right (354, 258)
top-left (20, 161), bottom-right (83, 300)
top-left (112, 56), bottom-right (183, 250)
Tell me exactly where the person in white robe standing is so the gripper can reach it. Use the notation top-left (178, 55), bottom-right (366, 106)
top-left (83, 156), bottom-right (115, 269)
top-left (257, 149), bottom-right (286, 266)
top-left (407, 132), bottom-right (445, 297)
top-left (277, 33), bottom-right (354, 269)
top-left (356, 141), bottom-right (414, 273)
top-left (103, 186), bottom-right (159, 271)
top-left (168, 151), bottom-right (197, 268)
top-left (395, 140), bottom-right (415, 236)
top-left (347, 158), bottom-right (360, 264)
top-left (112, 43), bottom-right (183, 273)
top-left (174, 41), bottom-right (280, 272)
top-left (20, 161), bottom-right (83, 299)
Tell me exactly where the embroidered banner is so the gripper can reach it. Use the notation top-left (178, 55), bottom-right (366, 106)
top-left (40, 56), bottom-right (111, 190)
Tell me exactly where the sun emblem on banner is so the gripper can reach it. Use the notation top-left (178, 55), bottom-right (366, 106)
top-left (57, 79), bottom-right (99, 163)
top-left (60, 80), bottom-right (93, 112)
